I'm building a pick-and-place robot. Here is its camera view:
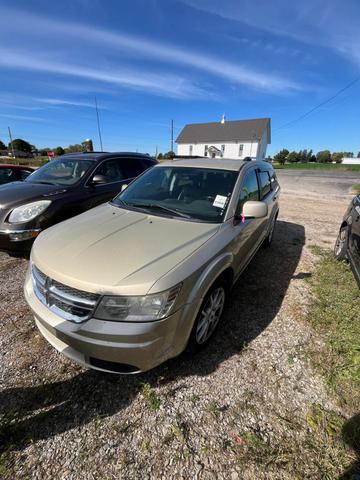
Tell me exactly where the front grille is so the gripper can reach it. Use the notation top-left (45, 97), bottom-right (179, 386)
top-left (32, 264), bottom-right (100, 323)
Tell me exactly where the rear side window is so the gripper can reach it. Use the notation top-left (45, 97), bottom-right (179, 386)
top-left (258, 171), bottom-right (271, 198)
top-left (237, 169), bottom-right (259, 213)
top-left (121, 158), bottom-right (147, 179)
top-left (270, 171), bottom-right (279, 190)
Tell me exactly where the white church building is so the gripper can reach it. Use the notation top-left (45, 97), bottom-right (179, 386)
top-left (176, 116), bottom-right (271, 161)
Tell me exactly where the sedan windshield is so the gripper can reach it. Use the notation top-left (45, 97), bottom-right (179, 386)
top-left (26, 158), bottom-right (94, 186)
top-left (112, 166), bottom-right (238, 223)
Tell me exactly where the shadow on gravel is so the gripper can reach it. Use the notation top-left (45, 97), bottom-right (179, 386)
top-left (0, 220), bottom-right (305, 454)
top-left (339, 413), bottom-right (360, 479)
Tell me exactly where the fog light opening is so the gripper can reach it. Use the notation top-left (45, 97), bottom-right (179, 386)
top-left (9, 230), bottom-right (40, 242)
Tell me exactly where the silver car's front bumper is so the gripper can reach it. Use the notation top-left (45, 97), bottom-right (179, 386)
top-left (24, 270), bottom-right (199, 373)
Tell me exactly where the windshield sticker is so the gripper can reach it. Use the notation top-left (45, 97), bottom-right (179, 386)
top-left (213, 195), bottom-right (228, 209)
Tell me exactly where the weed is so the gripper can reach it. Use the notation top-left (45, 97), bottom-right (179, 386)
top-left (205, 401), bottom-right (222, 419)
top-left (188, 394), bottom-right (200, 404)
top-left (139, 438), bottom-right (150, 451)
top-left (141, 383), bottom-right (161, 411)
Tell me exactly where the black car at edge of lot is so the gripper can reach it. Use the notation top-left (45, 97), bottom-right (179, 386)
top-left (0, 152), bottom-right (157, 256)
top-left (334, 193), bottom-right (360, 287)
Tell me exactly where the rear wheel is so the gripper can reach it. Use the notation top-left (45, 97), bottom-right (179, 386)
top-left (334, 226), bottom-right (348, 261)
top-left (187, 281), bottom-right (227, 353)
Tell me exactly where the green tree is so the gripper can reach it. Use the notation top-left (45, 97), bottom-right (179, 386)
top-left (0, 140), bottom-right (6, 150)
top-left (164, 151), bottom-right (175, 159)
top-left (316, 150), bottom-right (331, 163)
top-left (331, 152), bottom-right (343, 164)
top-left (64, 144), bottom-right (87, 153)
top-left (53, 146), bottom-right (65, 156)
top-left (157, 153), bottom-right (163, 160)
top-left (343, 151), bottom-right (353, 158)
top-left (287, 151), bottom-right (300, 163)
top-left (8, 138), bottom-right (32, 153)
top-left (273, 149), bottom-right (289, 165)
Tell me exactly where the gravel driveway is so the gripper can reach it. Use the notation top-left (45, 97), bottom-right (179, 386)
top-left (0, 172), bottom-right (357, 479)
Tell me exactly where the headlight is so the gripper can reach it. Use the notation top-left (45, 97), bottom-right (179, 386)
top-left (94, 284), bottom-right (182, 322)
top-left (8, 200), bottom-right (51, 223)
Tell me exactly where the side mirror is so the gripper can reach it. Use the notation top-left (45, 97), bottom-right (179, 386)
top-left (242, 200), bottom-right (268, 219)
top-left (91, 174), bottom-right (107, 185)
top-left (121, 184), bottom-right (128, 192)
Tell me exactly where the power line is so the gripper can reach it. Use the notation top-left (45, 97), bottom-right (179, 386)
top-left (275, 76), bottom-right (360, 131)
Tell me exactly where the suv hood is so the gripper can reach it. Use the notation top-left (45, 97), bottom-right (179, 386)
top-left (32, 203), bottom-right (219, 295)
top-left (0, 182), bottom-right (67, 210)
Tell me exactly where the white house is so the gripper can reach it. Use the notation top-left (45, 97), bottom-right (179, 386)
top-left (176, 116), bottom-right (271, 160)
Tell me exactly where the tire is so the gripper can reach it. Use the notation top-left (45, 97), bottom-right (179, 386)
top-left (263, 214), bottom-right (277, 247)
top-left (187, 281), bottom-right (227, 353)
top-left (334, 226), bottom-right (348, 261)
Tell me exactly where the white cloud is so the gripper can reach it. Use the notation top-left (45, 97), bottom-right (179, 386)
top-left (179, 0), bottom-right (360, 68)
top-left (0, 48), bottom-right (206, 99)
top-left (0, 113), bottom-right (45, 122)
top-left (0, 7), bottom-right (304, 94)
top-left (35, 98), bottom-right (98, 108)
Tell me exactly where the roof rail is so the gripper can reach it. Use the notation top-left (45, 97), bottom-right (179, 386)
top-left (60, 151), bottom-right (109, 156)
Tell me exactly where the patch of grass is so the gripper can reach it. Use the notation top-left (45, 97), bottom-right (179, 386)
top-left (141, 383), bottom-right (161, 412)
top-left (351, 183), bottom-right (360, 194)
top-left (307, 247), bottom-right (360, 410)
top-left (273, 162), bottom-right (360, 171)
top-left (205, 401), bottom-right (222, 419)
top-left (306, 404), bottom-right (344, 436)
top-left (139, 438), bottom-right (150, 451)
top-left (187, 393), bottom-right (200, 404)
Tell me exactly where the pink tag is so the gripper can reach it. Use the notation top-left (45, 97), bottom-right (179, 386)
top-left (241, 213), bottom-right (245, 223)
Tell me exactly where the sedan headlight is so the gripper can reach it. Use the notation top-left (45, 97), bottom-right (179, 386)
top-left (94, 284), bottom-right (182, 322)
top-left (8, 200), bottom-right (51, 223)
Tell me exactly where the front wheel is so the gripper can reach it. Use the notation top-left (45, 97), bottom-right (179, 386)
top-left (334, 226), bottom-right (348, 261)
top-left (187, 282), bottom-right (227, 353)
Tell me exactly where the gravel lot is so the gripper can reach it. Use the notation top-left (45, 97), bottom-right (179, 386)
top-left (0, 171), bottom-right (358, 479)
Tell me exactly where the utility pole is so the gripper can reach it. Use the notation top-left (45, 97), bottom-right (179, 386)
top-left (8, 126), bottom-right (16, 162)
top-left (94, 96), bottom-right (103, 152)
top-left (171, 119), bottom-right (174, 154)
top-left (155, 145), bottom-right (158, 158)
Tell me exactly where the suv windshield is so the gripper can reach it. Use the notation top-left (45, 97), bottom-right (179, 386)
top-left (113, 166), bottom-right (238, 222)
top-left (26, 158), bottom-right (94, 186)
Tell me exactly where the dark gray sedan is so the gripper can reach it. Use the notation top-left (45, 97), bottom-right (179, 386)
top-left (334, 194), bottom-right (360, 287)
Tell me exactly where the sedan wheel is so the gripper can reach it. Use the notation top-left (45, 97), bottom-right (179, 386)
top-left (334, 226), bottom-right (348, 261)
top-left (196, 286), bottom-right (225, 344)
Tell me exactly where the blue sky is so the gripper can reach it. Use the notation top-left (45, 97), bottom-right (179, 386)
top-left (0, 0), bottom-right (360, 155)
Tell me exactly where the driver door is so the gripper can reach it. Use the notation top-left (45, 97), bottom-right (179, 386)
top-left (232, 168), bottom-right (263, 277)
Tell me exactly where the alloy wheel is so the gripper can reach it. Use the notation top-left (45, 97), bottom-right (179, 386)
top-left (196, 287), bottom-right (226, 344)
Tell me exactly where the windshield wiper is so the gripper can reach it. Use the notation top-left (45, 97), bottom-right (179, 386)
top-left (128, 202), bottom-right (191, 218)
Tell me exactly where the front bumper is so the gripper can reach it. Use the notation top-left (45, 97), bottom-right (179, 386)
top-left (24, 271), bottom-right (198, 373)
top-left (0, 229), bottom-right (40, 255)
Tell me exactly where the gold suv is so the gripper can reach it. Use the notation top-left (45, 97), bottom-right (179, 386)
top-left (24, 158), bottom-right (280, 373)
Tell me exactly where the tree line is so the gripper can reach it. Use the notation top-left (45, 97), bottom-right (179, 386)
top-left (0, 138), bottom-right (94, 156)
top-left (272, 149), bottom-right (359, 165)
